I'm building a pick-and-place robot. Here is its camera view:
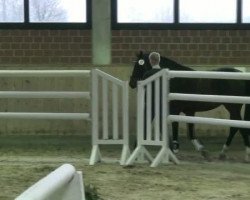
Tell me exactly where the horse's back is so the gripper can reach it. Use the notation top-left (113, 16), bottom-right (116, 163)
top-left (211, 67), bottom-right (245, 96)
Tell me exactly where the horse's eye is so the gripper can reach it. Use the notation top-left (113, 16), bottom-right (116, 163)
top-left (138, 59), bottom-right (145, 66)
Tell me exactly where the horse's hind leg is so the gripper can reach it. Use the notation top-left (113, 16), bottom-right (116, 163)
top-left (219, 127), bottom-right (238, 160)
top-left (239, 129), bottom-right (250, 162)
top-left (220, 105), bottom-right (242, 160)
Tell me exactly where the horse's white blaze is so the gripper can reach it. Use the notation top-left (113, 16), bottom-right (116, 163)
top-left (138, 59), bottom-right (145, 66)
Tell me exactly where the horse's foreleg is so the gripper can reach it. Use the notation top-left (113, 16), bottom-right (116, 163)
top-left (187, 123), bottom-right (203, 151)
top-left (186, 115), bottom-right (210, 159)
top-left (188, 123), bottom-right (209, 158)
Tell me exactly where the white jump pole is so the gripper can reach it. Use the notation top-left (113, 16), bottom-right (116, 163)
top-left (0, 91), bottom-right (90, 99)
top-left (0, 70), bottom-right (90, 77)
top-left (15, 164), bottom-right (85, 200)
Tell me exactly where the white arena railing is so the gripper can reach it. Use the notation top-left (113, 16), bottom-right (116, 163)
top-left (89, 69), bottom-right (130, 165)
top-left (15, 164), bottom-right (85, 200)
top-left (0, 70), bottom-right (91, 120)
top-left (0, 69), bottom-right (130, 165)
top-left (168, 70), bottom-right (250, 129)
top-left (168, 70), bottom-right (250, 161)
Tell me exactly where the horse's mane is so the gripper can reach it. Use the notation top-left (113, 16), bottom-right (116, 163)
top-left (159, 56), bottom-right (194, 71)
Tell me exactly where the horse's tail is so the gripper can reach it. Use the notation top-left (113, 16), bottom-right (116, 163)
top-left (244, 80), bottom-right (250, 121)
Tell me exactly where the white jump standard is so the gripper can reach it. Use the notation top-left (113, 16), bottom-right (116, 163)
top-left (89, 69), bottom-right (130, 165)
top-left (126, 70), bottom-right (179, 167)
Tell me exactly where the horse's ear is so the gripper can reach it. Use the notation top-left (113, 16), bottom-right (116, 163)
top-left (139, 51), bottom-right (143, 57)
top-left (136, 51), bottom-right (143, 58)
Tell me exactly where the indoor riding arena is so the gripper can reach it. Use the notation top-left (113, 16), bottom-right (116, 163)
top-left (1, 0), bottom-right (250, 200)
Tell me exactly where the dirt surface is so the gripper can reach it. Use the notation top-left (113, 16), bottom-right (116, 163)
top-left (0, 135), bottom-right (249, 200)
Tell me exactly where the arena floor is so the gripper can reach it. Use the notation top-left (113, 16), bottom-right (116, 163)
top-left (0, 135), bottom-right (249, 200)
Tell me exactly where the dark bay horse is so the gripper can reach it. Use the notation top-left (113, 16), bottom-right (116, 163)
top-left (129, 51), bottom-right (250, 161)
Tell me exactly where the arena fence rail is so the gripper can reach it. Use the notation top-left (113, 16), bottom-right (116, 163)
top-left (168, 70), bottom-right (250, 161)
top-left (0, 70), bottom-right (91, 120)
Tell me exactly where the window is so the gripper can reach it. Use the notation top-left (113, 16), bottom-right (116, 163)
top-left (0, 0), bottom-right (24, 22)
top-left (0, 0), bottom-right (90, 29)
top-left (113, 0), bottom-right (250, 29)
top-left (179, 0), bottom-right (237, 23)
top-left (117, 0), bottom-right (174, 23)
top-left (29, 0), bottom-right (86, 23)
top-left (242, 0), bottom-right (250, 23)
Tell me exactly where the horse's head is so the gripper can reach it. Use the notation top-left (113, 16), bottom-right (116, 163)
top-left (129, 51), bottom-right (152, 89)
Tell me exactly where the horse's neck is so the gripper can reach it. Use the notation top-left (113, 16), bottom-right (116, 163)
top-left (162, 59), bottom-right (194, 71)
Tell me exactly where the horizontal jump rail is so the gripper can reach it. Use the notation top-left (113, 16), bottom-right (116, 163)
top-left (0, 91), bottom-right (90, 99)
top-left (169, 115), bottom-right (250, 129)
top-left (97, 140), bottom-right (127, 145)
top-left (169, 93), bottom-right (250, 104)
top-left (169, 70), bottom-right (250, 80)
top-left (0, 70), bottom-right (90, 77)
top-left (0, 112), bottom-right (90, 120)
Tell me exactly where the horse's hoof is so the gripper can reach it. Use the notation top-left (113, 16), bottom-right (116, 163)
top-left (219, 153), bottom-right (227, 160)
top-left (244, 155), bottom-right (249, 163)
top-left (201, 149), bottom-right (211, 161)
top-left (123, 165), bottom-right (135, 169)
top-left (173, 149), bottom-right (179, 154)
top-left (172, 141), bottom-right (179, 154)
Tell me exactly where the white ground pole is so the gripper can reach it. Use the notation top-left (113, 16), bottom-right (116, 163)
top-left (15, 164), bottom-right (85, 200)
top-left (89, 69), bottom-right (130, 165)
top-left (126, 70), bottom-right (179, 167)
top-left (0, 70), bottom-right (91, 120)
top-left (168, 70), bottom-right (250, 161)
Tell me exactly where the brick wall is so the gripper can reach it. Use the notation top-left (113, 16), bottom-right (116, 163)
top-left (1, 29), bottom-right (249, 135)
top-left (112, 30), bottom-right (250, 66)
top-left (1, 29), bottom-right (250, 66)
top-left (0, 30), bottom-right (91, 65)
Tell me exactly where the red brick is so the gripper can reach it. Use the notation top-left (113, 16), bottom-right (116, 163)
top-left (131, 30), bottom-right (140, 36)
top-left (112, 43), bottom-right (120, 50)
top-left (14, 50), bottom-right (24, 56)
top-left (140, 30), bottom-right (150, 36)
top-left (112, 31), bottom-right (121, 36)
top-left (121, 30), bottom-right (131, 36)
top-left (112, 37), bottom-right (124, 43)
top-left (0, 30), bottom-right (10, 36)
top-left (143, 37), bottom-right (153, 43)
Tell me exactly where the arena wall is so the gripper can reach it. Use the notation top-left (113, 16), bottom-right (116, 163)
top-left (1, 28), bottom-right (250, 135)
